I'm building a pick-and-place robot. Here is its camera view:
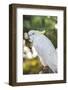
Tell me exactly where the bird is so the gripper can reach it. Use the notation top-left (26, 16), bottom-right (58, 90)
top-left (28, 30), bottom-right (57, 73)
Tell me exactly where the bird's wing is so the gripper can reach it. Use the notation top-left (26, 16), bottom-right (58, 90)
top-left (33, 34), bottom-right (57, 72)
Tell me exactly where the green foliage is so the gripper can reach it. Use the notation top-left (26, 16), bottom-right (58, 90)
top-left (23, 57), bottom-right (43, 74)
top-left (31, 16), bottom-right (42, 30)
top-left (45, 29), bottom-right (57, 48)
top-left (44, 16), bottom-right (57, 30)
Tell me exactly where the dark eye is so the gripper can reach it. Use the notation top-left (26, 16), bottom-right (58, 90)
top-left (32, 32), bottom-right (35, 35)
top-left (30, 32), bottom-right (35, 36)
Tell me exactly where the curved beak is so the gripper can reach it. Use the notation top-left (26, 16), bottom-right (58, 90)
top-left (28, 34), bottom-right (33, 43)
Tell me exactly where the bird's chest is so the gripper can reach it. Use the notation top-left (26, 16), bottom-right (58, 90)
top-left (33, 40), bottom-right (46, 57)
top-left (33, 38), bottom-right (55, 58)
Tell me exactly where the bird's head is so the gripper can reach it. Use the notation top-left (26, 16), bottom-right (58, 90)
top-left (28, 30), bottom-right (45, 42)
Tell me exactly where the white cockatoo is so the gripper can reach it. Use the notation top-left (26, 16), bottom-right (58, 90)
top-left (28, 30), bottom-right (57, 73)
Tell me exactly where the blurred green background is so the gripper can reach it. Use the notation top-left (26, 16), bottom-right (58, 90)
top-left (23, 15), bottom-right (57, 74)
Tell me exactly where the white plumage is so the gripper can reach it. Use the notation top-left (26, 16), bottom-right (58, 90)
top-left (28, 30), bottom-right (57, 73)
